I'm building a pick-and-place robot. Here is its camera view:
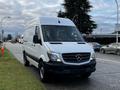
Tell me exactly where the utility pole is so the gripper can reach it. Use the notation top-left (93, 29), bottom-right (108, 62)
top-left (115, 0), bottom-right (119, 43)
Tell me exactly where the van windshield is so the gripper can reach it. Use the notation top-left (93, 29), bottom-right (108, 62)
top-left (41, 25), bottom-right (84, 42)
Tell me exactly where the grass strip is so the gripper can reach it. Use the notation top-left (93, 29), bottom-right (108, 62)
top-left (0, 49), bottom-right (45, 90)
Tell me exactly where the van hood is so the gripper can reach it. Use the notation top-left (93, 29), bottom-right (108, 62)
top-left (44, 42), bottom-right (94, 53)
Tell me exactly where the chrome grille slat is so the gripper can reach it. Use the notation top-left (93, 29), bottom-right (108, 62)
top-left (62, 53), bottom-right (90, 63)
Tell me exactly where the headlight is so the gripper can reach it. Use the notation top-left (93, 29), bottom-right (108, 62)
top-left (47, 52), bottom-right (61, 62)
top-left (90, 53), bottom-right (96, 60)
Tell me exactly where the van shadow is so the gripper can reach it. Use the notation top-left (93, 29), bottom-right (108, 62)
top-left (27, 65), bottom-right (93, 89)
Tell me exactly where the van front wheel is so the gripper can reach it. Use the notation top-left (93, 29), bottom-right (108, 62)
top-left (39, 64), bottom-right (48, 82)
top-left (101, 49), bottom-right (105, 54)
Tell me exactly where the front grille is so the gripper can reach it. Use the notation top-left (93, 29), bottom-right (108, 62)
top-left (62, 53), bottom-right (90, 63)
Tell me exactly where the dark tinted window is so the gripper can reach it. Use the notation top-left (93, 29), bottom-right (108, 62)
top-left (41, 25), bottom-right (84, 42)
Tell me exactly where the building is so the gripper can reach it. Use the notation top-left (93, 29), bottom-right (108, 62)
top-left (84, 31), bottom-right (120, 44)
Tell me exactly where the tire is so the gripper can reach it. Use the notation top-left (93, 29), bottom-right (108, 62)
top-left (116, 50), bottom-right (120, 56)
top-left (39, 62), bottom-right (48, 82)
top-left (23, 51), bottom-right (30, 66)
top-left (101, 49), bottom-right (105, 54)
top-left (81, 72), bottom-right (91, 79)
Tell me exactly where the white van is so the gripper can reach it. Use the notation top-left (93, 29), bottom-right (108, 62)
top-left (23, 17), bottom-right (96, 82)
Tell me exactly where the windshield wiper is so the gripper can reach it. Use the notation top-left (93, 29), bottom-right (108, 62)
top-left (49, 42), bottom-right (62, 44)
top-left (77, 42), bottom-right (85, 44)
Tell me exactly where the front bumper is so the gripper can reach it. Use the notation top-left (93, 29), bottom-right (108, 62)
top-left (44, 60), bottom-right (96, 75)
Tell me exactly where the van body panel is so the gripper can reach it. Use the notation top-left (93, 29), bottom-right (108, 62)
top-left (44, 42), bottom-right (93, 54)
top-left (39, 17), bottom-right (75, 26)
top-left (23, 17), bottom-right (96, 76)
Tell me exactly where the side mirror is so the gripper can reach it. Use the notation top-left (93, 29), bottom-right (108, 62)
top-left (33, 35), bottom-right (39, 44)
top-left (33, 35), bottom-right (42, 45)
top-left (39, 39), bottom-right (42, 45)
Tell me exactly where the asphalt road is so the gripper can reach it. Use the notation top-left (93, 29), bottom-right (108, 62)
top-left (5, 42), bottom-right (120, 90)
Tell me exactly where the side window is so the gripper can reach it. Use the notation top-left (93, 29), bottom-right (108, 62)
top-left (33, 26), bottom-right (42, 44)
top-left (35, 26), bottom-right (40, 39)
top-left (35, 26), bottom-right (38, 35)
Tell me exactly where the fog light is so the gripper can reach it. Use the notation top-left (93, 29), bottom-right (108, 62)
top-left (57, 59), bottom-right (61, 62)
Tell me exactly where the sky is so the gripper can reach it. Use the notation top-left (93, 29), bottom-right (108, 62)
top-left (0, 0), bottom-right (120, 36)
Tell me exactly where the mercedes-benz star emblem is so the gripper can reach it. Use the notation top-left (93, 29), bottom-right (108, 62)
top-left (75, 54), bottom-right (82, 61)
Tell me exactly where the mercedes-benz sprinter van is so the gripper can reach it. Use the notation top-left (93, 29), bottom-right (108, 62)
top-left (23, 17), bottom-right (96, 82)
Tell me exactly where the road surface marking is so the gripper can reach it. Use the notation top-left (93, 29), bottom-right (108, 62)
top-left (97, 58), bottom-right (120, 64)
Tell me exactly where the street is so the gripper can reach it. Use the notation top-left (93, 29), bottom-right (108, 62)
top-left (5, 42), bottom-right (120, 90)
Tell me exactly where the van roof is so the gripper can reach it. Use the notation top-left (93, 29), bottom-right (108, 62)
top-left (39, 17), bottom-right (75, 26)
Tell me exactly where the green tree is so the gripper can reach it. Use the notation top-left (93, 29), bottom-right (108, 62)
top-left (58, 0), bottom-right (97, 34)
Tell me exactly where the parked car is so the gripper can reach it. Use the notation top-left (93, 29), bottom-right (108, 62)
top-left (100, 43), bottom-right (120, 55)
top-left (22, 17), bottom-right (96, 82)
top-left (88, 42), bottom-right (102, 51)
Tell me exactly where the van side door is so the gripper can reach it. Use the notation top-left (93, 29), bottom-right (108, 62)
top-left (28, 26), bottom-right (43, 67)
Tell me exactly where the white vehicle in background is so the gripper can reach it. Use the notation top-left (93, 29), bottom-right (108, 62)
top-left (18, 35), bottom-right (24, 44)
top-left (22, 17), bottom-right (96, 82)
top-left (101, 43), bottom-right (120, 55)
